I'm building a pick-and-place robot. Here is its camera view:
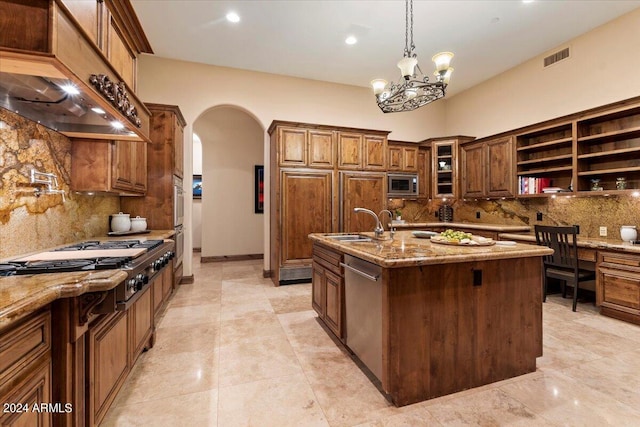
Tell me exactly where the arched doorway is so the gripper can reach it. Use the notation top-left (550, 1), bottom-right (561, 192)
top-left (192, 106), bottom-right (265, 260)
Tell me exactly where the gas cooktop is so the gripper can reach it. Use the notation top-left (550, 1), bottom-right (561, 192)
top-left (55, 239), bottom-right (164, 251)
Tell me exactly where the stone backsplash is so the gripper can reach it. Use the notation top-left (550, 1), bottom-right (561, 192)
top-left (0, 108), bottom-right (119, 259)
top-left (391, 194), bottom-right (640, 239)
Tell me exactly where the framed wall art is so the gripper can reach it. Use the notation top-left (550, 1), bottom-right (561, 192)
top-left (255, 165), bottom-right (264, 214)
top-left (193, 175), bottom-right (202, 199)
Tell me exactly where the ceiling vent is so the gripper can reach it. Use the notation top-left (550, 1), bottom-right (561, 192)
top-left (543, 47), bottom-right (570, 67)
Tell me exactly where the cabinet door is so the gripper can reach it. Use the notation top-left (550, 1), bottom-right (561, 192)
top-left (461, 142), bottom-right (485, 198)
top-left (311, 261), bottom-right (326, 317)
top-left (130, 287), bottom-right (153, 365)
top-left (418, 148), bottom-right (431, 198)
top-left (598, 268), bottom-right (640, 312)
top-left (112, 140), bottom-right (135, 192)
top-left (403, 146), bottom-right (418, 172)
top-left (388, 146), bottom-right (402, 170)
top-left (60, 0), bottom-right (103, 47)
top-left (106, 13), bottom-right (136, 90)
top-left (486, 136), bottom-right (514, 197)
top-left (363, 135), bottom-right (386, 171)
top-left (337, 133), bottom-right (363, 169)
top-left (173, 115), bottom-right (184, 178)
top-left (308, 130), bottom-right (334, 168)
top-left (324, 269), bottom-right (342, 337)
top-left (280, 170), bottom-right (333, 265)
top-left (0, 362), bottom-right (51, 427)
top-left (152, 274), bottom-right (164, 317)
top-left (341, 172), bottom-right (386, 233)
top-left (132, 141), bottom-right (147, 193)
top-left (279, 128), bottom-right (307, 166)
top-left (88, 312), bottom-right (129, 427)
top-left (162, 265), bottom-right (173, 300)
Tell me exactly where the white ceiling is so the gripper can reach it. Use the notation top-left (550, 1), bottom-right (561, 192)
top-left (131, 0), bottom-right (640, 96)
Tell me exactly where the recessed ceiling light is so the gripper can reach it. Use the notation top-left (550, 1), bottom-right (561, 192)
top-left (345, 35), bottom-right (357, 45)
top-left (226, 11), bottom-right (240, 23)
top-left (522, 0), bottom-right (535, 3)
top-left (91, 107), bottom-right (106, 114)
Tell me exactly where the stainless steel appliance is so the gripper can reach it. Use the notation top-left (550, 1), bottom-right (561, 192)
top-left (0, 239), bottom-right (175, 309)
top-left (342, 254), bottom-right (383, 381)
top-left (173, 176), bottom-right (184, 268)
top-left (387, 173), bottom-right (418, 198)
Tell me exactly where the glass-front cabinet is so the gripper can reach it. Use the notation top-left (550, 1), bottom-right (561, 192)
top-left (433, 140), bottom-right (456, 198)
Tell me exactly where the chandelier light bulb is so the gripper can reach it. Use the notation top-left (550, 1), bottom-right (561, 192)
top-left (371, 79), bottom-right (388, 96)
top-left (397, 56), bottom-right (418, 79)
top-left (435, 68), bottom-right (454, 84)
top-left (432, 52), bottom-right (454, 72)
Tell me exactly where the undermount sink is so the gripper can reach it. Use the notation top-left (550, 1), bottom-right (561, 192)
top-left (326, 234), bottom-right (372, 242)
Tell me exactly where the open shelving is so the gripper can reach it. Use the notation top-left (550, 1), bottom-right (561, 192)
top-left (516, 122), bottom-right (574, 196)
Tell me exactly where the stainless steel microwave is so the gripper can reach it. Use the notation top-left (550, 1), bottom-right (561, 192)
top-left (387, 173), bottom-right (418, 197)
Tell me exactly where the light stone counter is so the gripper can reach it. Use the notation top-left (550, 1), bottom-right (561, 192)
top-left (391, 222), bottom-right (532, 233)
top-left (309, 230), bottom-right (552, 268)
top-left (499, 232), bottom-right (640, 254)
top-left (0, 230), bottom-right (175, 329)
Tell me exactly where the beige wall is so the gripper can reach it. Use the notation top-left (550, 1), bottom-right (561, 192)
top-left (444, 8), bottom-right (640, 138)
top-left (194, 107), bottom-right (264, 258)
top-left (138, 56), bottom-right (447, 275)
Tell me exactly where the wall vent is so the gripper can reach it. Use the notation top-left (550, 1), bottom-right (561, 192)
top-left (544, 47), bottom-right (570, 67)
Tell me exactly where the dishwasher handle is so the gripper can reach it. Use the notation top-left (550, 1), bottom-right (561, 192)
top-left (340, 262), bottom-right (380, 282)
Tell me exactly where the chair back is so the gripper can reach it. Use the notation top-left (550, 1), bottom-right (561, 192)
top-left (534, 225), bottom-right (579, 271)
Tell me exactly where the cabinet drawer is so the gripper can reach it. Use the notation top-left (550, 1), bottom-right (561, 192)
top-left (600, 252), bottom-right (640, 268)
top-left (0, 311), bottom-right (51, 387)
top-left (600, 270), bottom-right (640, 310)
top-left (313, 244), bottom-right (342, 275)
top-left (577, 248), bottom-right (597, 263)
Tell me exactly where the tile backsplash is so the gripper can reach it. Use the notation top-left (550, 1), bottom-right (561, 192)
top-left (0, 108), bottom-right (118, 259)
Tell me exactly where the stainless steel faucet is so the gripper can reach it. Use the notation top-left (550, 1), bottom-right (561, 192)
top-left (354, 207), bottom-right (384, 238)
top-left (379, 209), bottom-right (396, 238)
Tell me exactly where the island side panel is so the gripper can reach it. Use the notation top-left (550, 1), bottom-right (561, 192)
top-left (382, 256), bottom-right (543, 406)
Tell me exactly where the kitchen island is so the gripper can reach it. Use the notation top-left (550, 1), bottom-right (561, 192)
top-left (309, 230), bottom-right (553, 406)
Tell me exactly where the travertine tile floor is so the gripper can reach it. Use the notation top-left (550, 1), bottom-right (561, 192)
top-left (102, 256), bottom-right (640, 426)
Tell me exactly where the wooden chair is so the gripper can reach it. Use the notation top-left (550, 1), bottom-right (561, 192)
top-left (534, 225), bottom-right (596, 312)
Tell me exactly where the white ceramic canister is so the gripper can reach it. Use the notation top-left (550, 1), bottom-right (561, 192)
top-left (620, 225), bottom-right (638, 242)
top-left (130, 216), bottom-right (147, 232)
top-left (111, 212), bottom-right (131, 232)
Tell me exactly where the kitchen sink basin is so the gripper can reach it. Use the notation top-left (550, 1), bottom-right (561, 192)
top-left (326, 234), bottom-right (372, 242)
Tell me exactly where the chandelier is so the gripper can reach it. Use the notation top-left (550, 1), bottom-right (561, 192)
top-left (371, 0), bottom-right (454, 113)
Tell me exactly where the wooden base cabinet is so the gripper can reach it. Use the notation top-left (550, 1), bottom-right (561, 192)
top-left (129, 287), bottom-right (153, 366)
top-left (0, 310), bottom-right (52, 427)
top-left (87, 312), bottom-right (129, 427)
top-left (597, 251), bottom-right (640, 325)
top-left (312, 243), bottom-right (344, 339)
top-left (340, 171), bottom-right (386, 233)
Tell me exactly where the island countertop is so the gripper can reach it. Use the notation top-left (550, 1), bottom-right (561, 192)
top-left (309, 230), bottom-right (552, 268)
top-left (0, 230), bottom-right (175, 329)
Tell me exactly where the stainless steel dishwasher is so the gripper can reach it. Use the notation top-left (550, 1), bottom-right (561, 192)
top-left (341, 254), bottom-right (383, 381)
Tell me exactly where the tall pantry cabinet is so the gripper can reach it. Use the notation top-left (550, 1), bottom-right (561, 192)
top-left (269, 121), bottom-right (390, 285)
top-left (121, 103), bottom-right (186, 286)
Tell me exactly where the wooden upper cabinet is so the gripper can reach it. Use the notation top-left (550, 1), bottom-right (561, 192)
top-left (338, 133), bottom-right (363, 169)
top-left (60, 0), bottom-right (103, 47)
top-left (388, 142), bottom-right (418, 172)
top-left (308, 130), bottom-right (335, 168)
top-left (363, 135), bottom-right (387, 170)
top-left (461, 141), bottom-right (485, 198)
top-left (278, 128), bottom-right (307, 166)
top-left (173, 114), bottom-right (185, 178)
top-left (486, 136), bottom-right (514, 197)
top-left (460, 136), bottom-right (514, 198)
top-left (107, 14), bottom-right (136, 91)
top-left (418, 147), bottom-right (431, 198)
top-left (71, 139), bottom-right (147, 195)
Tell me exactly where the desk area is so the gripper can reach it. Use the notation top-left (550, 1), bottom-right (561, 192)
top-left (499, 233), bottom-right (640, 325)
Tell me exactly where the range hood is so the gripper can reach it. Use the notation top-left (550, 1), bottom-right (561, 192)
top-left (0, 72), bottom-right (140, 139)
top-left (0, 0), bottom-right (152, 141)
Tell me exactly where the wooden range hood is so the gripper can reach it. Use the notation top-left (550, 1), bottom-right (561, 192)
top-left (0, 0), bottom-right (152, 142)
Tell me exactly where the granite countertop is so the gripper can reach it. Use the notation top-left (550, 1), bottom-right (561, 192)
top-left (310, 230), bottom-right (552, 268)
top-left (499, 232), bottom-right (640, 254)
top-left (0, 230), bottom-right (175, 329)
top-left (392, 222), bottom-right (531, 232)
